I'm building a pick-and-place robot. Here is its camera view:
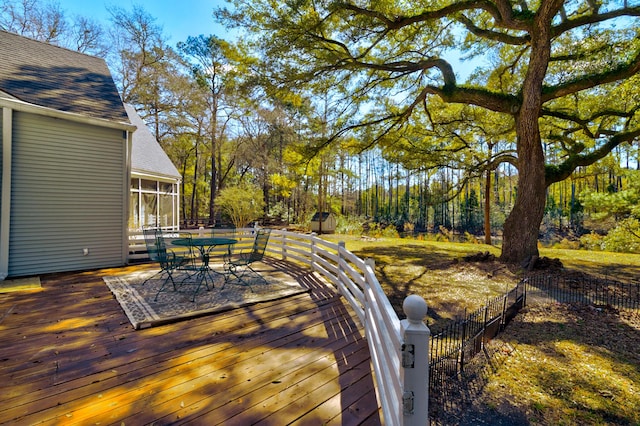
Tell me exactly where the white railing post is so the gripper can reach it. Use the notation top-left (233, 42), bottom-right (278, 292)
top-left (365, 257), bottom-right (375, 269)
top-left (364, 258), bottom-right (375, 330)
top-left (310, 232), bottom-right (317, 271)
top-left (400, 295), bottom-right (430, 426)
top-left (336, 240), bottom-right (347, 299)
top-left (281, 229), bottom-right (287, 261)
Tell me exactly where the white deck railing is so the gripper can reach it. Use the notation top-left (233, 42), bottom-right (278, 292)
top-left (128, 228), bottom-right (430, 425)
top-left (267, 230), bottom-right (430, 426)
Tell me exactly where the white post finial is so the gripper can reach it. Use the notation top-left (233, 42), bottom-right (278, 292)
top-left (403, 294), bottom-right (428, 324)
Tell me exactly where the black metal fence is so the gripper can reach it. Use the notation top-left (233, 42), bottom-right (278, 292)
top-left (427, 272), bottom-right (640, 421)
top-left (428, 279), bottom-right (527, 396)
top-left (525, 273), bottom-right (640, 310)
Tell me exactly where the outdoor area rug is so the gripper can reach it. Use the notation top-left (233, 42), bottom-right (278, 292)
top-left (104, 265), bottom-right (309, 329)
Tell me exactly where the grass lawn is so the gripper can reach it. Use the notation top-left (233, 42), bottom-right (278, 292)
top-left (321, 234), bottom-right (640, 425)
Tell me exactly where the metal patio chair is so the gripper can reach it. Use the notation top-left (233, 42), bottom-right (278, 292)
top-left (224, 229), bottom-right (271, 291)
top-left (142, 228), bottom-right (198, 300)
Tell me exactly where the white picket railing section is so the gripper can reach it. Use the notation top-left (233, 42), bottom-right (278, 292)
top-left (129, 228), bottom-right (429, 425)
top-left (266, 229), bottom-right (430, 426)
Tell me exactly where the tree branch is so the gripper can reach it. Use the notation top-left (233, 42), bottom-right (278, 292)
top-left (335, 0), bottom-right (530, 31)
top-left (546, 128), bottom-right (640, 185)
top-left (457, 15), bottom-right (530, 45)
top-left (552, 5), bottom-right (640, 37)
top-left (424, 84), bottom-right (519, 114)
top-left (542, 49), bottom-right (640, 101)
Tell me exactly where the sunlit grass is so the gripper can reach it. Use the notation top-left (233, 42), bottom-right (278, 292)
top-left (319, 234), bottom-right (640, 424)
top-left (485, 305), bottom-right (640, 425)
top-left (320, 235), bottom-right (511, 323)
top-left (320, 234), bottom-right (640, 323)
top-left (539, 247), bottom-right (640, 283)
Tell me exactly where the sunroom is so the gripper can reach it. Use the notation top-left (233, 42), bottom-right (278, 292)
top-left (125, 104), bottom-right (181, 233)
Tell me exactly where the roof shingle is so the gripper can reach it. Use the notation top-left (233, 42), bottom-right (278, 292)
top-left (126, 104), bottom-right (181, 179)
top-left (0, 30), bottom-right (127, 122)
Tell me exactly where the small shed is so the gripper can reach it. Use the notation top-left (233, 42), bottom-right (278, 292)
top-left (310, 212), bottom-right (337, 234)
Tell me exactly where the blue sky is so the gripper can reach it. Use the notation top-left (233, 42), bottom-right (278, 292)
top-left (57, 0), bottom-right (476, 79)
top-left (58, 0), bottom-right (233, 47)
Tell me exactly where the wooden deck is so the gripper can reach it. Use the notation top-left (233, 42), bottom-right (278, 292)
top-left (0, 259), bottom-right (382, 425)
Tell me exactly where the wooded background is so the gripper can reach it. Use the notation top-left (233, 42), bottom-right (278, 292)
top-left (2, 0), bottom-right (639, 255)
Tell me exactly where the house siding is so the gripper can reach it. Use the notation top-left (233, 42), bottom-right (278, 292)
top-left (0, 110), bottom-right (3, 224)
top-left (8, 111), bottom-right (126, 277)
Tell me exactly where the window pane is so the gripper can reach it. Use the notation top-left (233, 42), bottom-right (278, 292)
top-left (130, 178), bottom-right (139, 190)
top-left (142, 193), bottom-right (157, 227)
top-left (128, 193), bottom-right (140, 230)
top-left (160, 182), bottom-right (173, 194)
top-left (141, 179), bottom-right (156, 191)
top-left (159, 194), bottom-right (174, 228)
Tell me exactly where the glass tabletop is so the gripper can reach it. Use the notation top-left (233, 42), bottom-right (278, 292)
top-left (172, 237), bottom-right (237, 247)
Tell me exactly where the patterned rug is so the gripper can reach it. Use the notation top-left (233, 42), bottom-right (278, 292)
top-left (104, 265), bottom-right (309, 329)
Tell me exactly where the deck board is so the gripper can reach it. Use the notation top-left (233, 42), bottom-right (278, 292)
top-left (0, 259), bottom-right (382, 425)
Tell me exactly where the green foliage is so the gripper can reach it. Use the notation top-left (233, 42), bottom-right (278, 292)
top-left (579, 171), bottom-right (640, 253)
top-left (579, 232), bottom-right (604, 251)
top-left (381, 225), bottom-right (400, 238)
top-left (459, 189), bottom-right (483, 234)
top-left (336, 215), bottom-right (364, 235)
top-left (267, 201), bottom-right (293, 223)
top-left (437, 226), bottom-right (455, 242)
top-left (363, 222), bottom-right (400, 238)
top-left (581, 171), bottom-right (640, 220)
top-left (216, 183), bottom-right (265, 228)
top-left (601, 218), bottom-right (640, 253)
top-left (218, 0), bottom-right (640, 263)
top-left (552, 238), bottom-right (581, 250)
top-left (463, 232), bottom-right (480, 244)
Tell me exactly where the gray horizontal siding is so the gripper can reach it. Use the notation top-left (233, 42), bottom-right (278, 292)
top-left (0, 112), bottom-right (3, 231)
top-left (8, 111), bottom-right (127, 277)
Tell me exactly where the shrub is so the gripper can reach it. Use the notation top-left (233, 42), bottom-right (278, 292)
top-left (381, 225), bottom-right (400, 238)
top-left (579, 232), bottom-right (603, 251)
top-left (267, 201), bottom-right (293, 223)
top-left (602, 218), bottom-right (640, 253)
top-left (403, 221), bottom-right (415, 233)
top-left (438, 226), bottom-right (454, 242)
top-left (464, 232), bottom-right (480, 244)
top-left (553, 238), bottom-right (580, 250)
top-left (336, 215), bottom-right (364, 235)
top-left (216, 183), bottom-right (265, 229)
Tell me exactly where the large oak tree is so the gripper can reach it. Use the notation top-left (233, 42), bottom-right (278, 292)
top-left (220, 0), bottom-right (640, 264)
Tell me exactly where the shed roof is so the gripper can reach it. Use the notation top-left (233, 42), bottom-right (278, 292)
top-left (0, 30), bottom-right (127, 123)
top-left (125, 104), bottom-right (181, 180)
top-left (311, 212), bottom-right (334, 221)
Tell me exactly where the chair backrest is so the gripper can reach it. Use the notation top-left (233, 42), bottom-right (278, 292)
top-left (143, 228), bottom-right (172, 268)
top-left (143, 228), bottom-right (162, 262)
top-left (249, 229), bottom-right (271, 262)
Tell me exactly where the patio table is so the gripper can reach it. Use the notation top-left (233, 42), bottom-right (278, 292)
top-left (172, 236), bottom-right (237, 299)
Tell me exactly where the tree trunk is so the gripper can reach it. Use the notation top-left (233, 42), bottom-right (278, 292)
top-left (484, 169), bottom-right (492, 245)
top-left (208, 143), bottom-right (217, 226)
top-left (500, 0), bottom-right (560, 264)
top-left (208, 92), bottom-right (219, 227)
top-left (500, 129), bottom-right (546, 264)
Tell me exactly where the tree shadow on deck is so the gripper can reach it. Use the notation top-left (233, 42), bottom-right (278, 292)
top-left (0, 261), bottom-right (383, 425)
top-left (264, 258), bottom-right (384, 425)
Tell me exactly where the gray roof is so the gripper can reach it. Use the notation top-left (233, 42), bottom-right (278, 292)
top-left (0, 30), bottom-right (127, 122)
top-left (126, 104), bottom-right (181, 180)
